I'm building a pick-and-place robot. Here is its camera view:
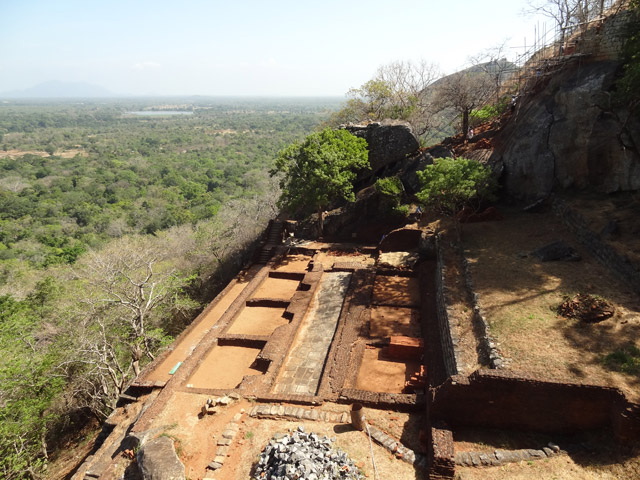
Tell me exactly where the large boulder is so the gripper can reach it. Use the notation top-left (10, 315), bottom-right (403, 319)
top-left (137, 436), bottom-right (185, 480)
top-left (379, 226), bottom-right (423, 252)
top-left (490, 60), bottom-right (640, 202)
top-left (344, 122), bottom-right (420, 179)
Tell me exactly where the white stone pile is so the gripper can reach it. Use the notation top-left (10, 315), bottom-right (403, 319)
top-left (254, 426), bottom-right (364, 480)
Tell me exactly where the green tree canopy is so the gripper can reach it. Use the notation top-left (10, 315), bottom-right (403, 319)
top-left (416, 157), bottom-right (497, 214)
top-left (271, 128), bottom-right (369, 235)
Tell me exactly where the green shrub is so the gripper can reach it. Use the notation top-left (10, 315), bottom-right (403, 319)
top-left (416, 157), bottom-right (497, 214)
top-left (374, 176), bottom-right (404, 197)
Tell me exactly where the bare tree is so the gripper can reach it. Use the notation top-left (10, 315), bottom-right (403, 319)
top-left (61, 235), bottom-right (196, 416)
top-left (432, 69), bottom-right (496, 136)
top-left (469, 41), bottom-right (516, 103)
top-left (526, 0), bottom-right (617, 40)
top-left (330, 60), bottom-right (440, 136)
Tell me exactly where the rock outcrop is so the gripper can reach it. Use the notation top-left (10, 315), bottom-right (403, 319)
top-left (344, 122), bottom-right (420, 179)
top-left (490, 60), bottom-right (640, 202)
top-left (137, 436), bottom-right (185, 480)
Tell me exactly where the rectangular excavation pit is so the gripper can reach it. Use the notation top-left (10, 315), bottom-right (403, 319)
top-left (273, 253), bottom-right (313, 273)
top-left (372, 274), bottom-right (421, 307)
top-left (186, 344), bottom-right (266, 390)
top-left (226, 305), bottom-right (290, 336)
top-left (315, 249), bottom-right (376, 269)
top-left (355, 346), bottom-right (422, 394)
top-left (252, 275), bottom-right (302, 300)
top-left (369, 306), bottom-right (421, 338)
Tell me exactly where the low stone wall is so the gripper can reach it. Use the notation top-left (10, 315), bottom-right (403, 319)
top-left (460, 255), bottom-right (504, 369)
top-left (553, 197), bottom-right (640, 291)
top-left (431, 369), bottom-right (640, 442)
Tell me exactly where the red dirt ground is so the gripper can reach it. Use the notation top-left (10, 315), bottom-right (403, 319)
top-left (252, 276), bottom-right (300, 299)
top-left (369, 306), bottom-right (421, 338)
top-left (186, 345), bottom-right (264, 389)
top-left (355, 347), bottom-right (421, 393)
top-left (372, 276), bottom-right (421, 307)
top-left (273, 254), bottom-right (312, 272)
top-left (145, 280), bottom-right (250, 383)
top-left (226, 306), bottom-right (289, 336)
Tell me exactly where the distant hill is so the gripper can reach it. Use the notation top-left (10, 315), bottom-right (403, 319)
top-left (1, 80), bottom-right (114, 98)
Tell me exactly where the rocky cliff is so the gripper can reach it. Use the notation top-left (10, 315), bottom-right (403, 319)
top-left (489, 11), bottom-right (639, 202)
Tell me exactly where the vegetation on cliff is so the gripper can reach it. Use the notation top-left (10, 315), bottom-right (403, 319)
top-left (416, 157), bottom-right (497, 215)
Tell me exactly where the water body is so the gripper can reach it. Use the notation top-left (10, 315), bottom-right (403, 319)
top-left (125, 110), bottom-right (194, 116)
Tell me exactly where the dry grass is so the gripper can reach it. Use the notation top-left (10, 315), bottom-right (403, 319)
top-left (462, 208), bottom-right (640, 402)
top-left (454, 428), bottom-right (640, 480)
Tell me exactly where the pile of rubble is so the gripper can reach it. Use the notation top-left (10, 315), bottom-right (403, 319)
top-left (254, 426), bottom-right (364, 480)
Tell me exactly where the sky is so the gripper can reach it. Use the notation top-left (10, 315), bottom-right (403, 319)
top-left (0, 0), bottom-right (552, 97)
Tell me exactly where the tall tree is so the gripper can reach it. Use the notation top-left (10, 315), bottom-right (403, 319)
top-left (271, 128), bottom-right (369, 236)
top-left (433, 69), bottom-right (495, 136)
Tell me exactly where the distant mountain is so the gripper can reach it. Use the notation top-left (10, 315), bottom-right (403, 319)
top-left (1, 80), bottom-right (114, 98)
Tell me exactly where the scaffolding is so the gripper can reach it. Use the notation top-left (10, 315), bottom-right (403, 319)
top-left (502, 0), bottom-right (629, 93)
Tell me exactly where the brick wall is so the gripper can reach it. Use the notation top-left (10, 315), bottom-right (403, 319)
top-left (428, 423), bottom-right (456, 479)
top-left (431, 369), bottom-right (640, 441)
top-left (433, 235), bottom-right (461, 377)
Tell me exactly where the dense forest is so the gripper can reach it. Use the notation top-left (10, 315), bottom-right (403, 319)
top-left (0, 97), bottom-right (339, 478)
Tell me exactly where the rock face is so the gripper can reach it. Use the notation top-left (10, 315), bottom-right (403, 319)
top-left (344, 122), bottom-right (420, 178)
top-left (490, 60), bottom-right (640, 202)
top-left (137, 436), bottom-right (185, 480)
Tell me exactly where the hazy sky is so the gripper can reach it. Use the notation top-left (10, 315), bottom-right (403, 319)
top-left (0, 0), bottom-right (551, 96)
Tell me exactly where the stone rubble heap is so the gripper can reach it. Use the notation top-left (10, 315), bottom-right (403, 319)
top-left (254, 426), bottom-right (364, 480)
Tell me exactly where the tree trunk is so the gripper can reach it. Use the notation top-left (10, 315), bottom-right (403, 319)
top-left (317, 207), bottom-right (324, 239)
top-left (462, 109), bottom-right (470, 139)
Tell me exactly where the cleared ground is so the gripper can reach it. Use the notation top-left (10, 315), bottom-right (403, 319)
top-left (145, 279), bottom-right (251, 383)
top-left (186, 345), bottom-right (263, 389)
top-left (226, 306), bottom-right (289, 336)
top-left (369, 306), bottom-right (421, 338)
top-left (372, 275), bottom-right (421, 307)
top-left (273, 254), bottom-right (312, 272)
top-left (463, 208), bottom-right (640, 402)
top-left (140, 397), bottom-right (426, 480)
top-left (355, 347), bottom-right (421, 393)
top-left (252, 276), bottom-right (300, 299)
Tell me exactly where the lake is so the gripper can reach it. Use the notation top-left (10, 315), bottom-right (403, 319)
top-left (126, 111), bottom-right (194, 116)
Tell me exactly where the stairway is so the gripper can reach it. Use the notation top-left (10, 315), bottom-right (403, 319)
top-left (256, 220), bottom-right (284, 264)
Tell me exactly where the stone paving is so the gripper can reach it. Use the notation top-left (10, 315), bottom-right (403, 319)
top-left (273, 272), bottom-right (352, 396)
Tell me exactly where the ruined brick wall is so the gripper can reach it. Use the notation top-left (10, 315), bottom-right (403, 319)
top-left (575, 8), bottom-right (630, 61)
top-left (428, 423), bottom-right (456, 479)
top-left (433, 235), bottom-right (460, 378)
top-left (431, 369), bottom-right (639, 438)
top-left (553, 197), bottom-right (640, 291)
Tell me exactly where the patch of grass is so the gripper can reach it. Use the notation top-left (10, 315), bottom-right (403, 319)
top-left (159, 432), bottom-right (184, 457)
top-left (602, 345), bottom-right (640, 374)
top-left (245, 431), bottom-right (254, 440)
